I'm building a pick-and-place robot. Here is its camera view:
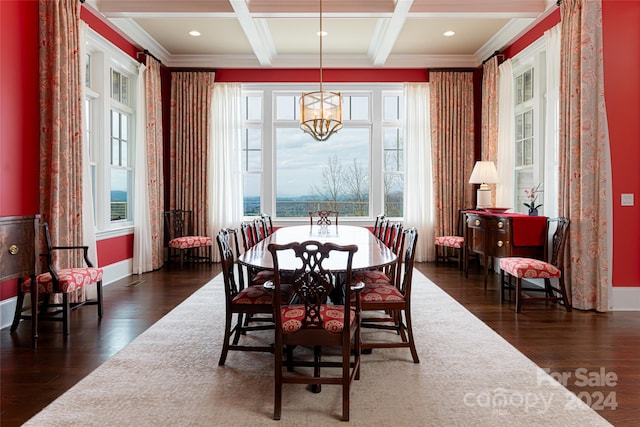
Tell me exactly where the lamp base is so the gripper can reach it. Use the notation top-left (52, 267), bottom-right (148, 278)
top-left (476, 189), bottom-right (492, 209)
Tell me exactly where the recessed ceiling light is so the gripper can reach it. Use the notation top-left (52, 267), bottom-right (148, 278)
top-left (189, 30), bottom-right (201, 37)
top-left (443, 30), bottom-right (455, 37)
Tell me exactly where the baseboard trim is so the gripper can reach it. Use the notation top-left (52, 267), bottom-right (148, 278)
top-left (0, 259), bottom-right (133, 330)
top-left (610, 286), bottom-right (640, 311)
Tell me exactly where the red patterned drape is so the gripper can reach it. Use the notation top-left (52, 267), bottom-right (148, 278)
top-left (559, 0), bottom-right (610, 311)
top-left (39, 0), bottom-right (83, 267)
top-left (169, 72), bottom-right (215, 238)
top-left (144, 57), bottom-right (165, 269)
top-left (429, 71), bottom-right (475, 237)
top-left (481, 57), bottom-right (499, 206)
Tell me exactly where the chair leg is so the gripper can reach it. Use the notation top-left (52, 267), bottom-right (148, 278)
top-left (97, 280), bottom-right (104, 318)
top-left (404, 307), bottom-right (420, 363)
top-left (515, 278), bottom-right (523, 313)
top-left (62, 293), bottom-right (71, 335)
top-left (179, 249), bottom-right (185, 269)
top-left (10, 285), bottom-right (26, 332)
top-left (218, 311), bottom-right (233, 366)
top-left (500, 270), bottom-right (505, 303)
top-left (558, 277), bottom-right (572, 312)
top-left (274, 344), bottom-right (283, 420)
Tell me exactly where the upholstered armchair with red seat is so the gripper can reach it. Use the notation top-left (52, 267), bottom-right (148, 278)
top-left (499, 217), bottom-right (571, 313)
top-left (164, 210), bottom-right (212, 269)
top-left (11, 222), bottom-right (103, 337)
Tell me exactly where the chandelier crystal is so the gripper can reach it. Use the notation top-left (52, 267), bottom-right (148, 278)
top-left (300, 0), bottom-right (342, 142)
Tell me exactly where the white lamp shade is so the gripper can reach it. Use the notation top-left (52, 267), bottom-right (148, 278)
top-left (469, 161), bottom-right (499, 186)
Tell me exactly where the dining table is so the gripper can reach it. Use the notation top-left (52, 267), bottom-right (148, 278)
top-left (237, 224), bottom-right (398, 272)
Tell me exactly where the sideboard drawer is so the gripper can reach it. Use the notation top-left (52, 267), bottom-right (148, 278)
top-left (0, 216), bottom-right (39, 281)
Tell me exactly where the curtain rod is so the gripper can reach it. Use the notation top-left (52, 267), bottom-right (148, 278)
top-left (482, 50), bottom-right (505, 65)
top-left (137, 49), bottom-right (162, 65)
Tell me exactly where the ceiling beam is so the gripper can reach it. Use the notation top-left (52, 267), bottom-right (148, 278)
top-left (370, 0), bottom-right (413, 66)
top-left (229, 0), bottom-right (275, 66)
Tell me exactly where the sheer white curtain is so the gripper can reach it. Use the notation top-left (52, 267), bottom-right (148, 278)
top-left (403, 83), bottom-right (434, 262)
top-left (495, 59), bottom-right (515, 208)
top-left (208, 83), bottom-right (244, 261)
top-left (80, 21), bottom-right (98, 297)
top-left (132, 63), bottom-right (154, 274)
top-left (544, 23), bottom-right (561, 218)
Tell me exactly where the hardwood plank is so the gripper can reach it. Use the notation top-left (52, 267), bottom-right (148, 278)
top-left (1, 262), bottom-right (638, 426)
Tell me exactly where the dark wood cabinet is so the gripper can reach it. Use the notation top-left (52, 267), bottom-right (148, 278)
top-left (0, 215), bottom-right (39, 348)
top-left (465, 211), bottom-right (546, 289)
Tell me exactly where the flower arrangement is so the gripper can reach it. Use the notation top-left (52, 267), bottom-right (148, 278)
top-left (523, 183), bottom-right (543, 212)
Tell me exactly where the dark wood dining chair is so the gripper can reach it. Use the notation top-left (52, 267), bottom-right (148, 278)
top-left (355, 227), bottom-right (420, 363)
top-left (499, 217), bottom-right (571, 313)
top-left (216, 228), bottom-right (287, 366)
top-left (266, 240), bottom-right (363, 421)
top-left (11, 222), bottom-right (103, 337)
top-left (260, 213), bottom-right (274, 237)
top-left (164, 210), bottom-right (212, 269)
top-left (372, 213), bottom-right (386, 237)
top-left (309, 210), bottom-right (339, 226)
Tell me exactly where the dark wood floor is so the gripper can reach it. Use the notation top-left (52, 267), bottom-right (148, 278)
top-left (2, 261), bottom-right (639, 426)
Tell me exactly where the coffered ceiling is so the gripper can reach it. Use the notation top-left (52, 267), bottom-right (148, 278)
top-left (86, 0), bottom-right (558, 68)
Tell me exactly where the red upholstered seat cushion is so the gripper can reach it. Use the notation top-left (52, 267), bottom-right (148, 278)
top-left (356, 270), bottom-right (392, 286)
top-left (168, 236), bottom-right (212, 249)
top-left (358, 282), bottom-right (405, 302)
top-left (434, 235), bottom-right (464, 248)
top-left (280, 304), bottom-right (355, 333)
top-left (232, 285), bottom-right (274, 304)
top-left (232, 283), bottom-right (294, 305)
top-left (22, 268), bottom-right (104, 293)
top-left (251, 269), bottom-right (274, 284)
top-left (499, 257), bottom-right (561, 279)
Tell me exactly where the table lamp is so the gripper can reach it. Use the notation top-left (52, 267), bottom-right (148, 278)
top-left (469, 161), bottom-right (499, 208)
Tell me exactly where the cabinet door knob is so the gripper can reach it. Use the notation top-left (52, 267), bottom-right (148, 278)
top-left (9, 245), bottom-right (19, 255)
top-left (496, 240), bottom-right (504, 247)
top-left (497, 221), bottom-right (504, 229)
top-left (474, 219), bottom-right (480, 226)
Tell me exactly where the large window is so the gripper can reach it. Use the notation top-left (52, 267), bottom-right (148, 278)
top-left (84, 30), bottom-right (138, 234)
top-left (512, 50), bottom-right (546, 215)
top-left (241, 84), bottom-right (404, 222)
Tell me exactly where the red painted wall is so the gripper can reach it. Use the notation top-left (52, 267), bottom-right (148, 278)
top-left (602, 0), bottom-right (640, 286)
top-left (0, 1), bottom-right (40, 216)
top-left (2, 1), bottom-right (639, 303)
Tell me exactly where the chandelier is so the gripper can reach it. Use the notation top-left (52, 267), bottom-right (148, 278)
top-left (300, 0), bottom-right (343, 142)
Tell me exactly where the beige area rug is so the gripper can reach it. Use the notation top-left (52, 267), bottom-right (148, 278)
top-left (24, 271), bottom-right (611, 426)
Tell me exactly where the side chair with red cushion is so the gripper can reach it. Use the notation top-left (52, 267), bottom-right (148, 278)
top-left (164, 209), bottom-right (213, 269)
top-left (499, 217), bottom-right (571, 313)
top-left (355, 227), bottom-right (420, 363)
top-left (11, 222), bottom-right (103, 337)
top-left (266, 240), bottom-right (362, 421)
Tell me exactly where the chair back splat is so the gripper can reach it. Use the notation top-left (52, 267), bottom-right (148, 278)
top-left (164, 210), bottom-right (212, 268)
top-left (309, 210), bottom-right (339, 226)
top-left (266, 240), bottom-right (362, 421)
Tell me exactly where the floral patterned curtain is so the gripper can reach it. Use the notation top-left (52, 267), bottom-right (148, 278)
top-left (429, 71), bottom-right (475, 238)
top-left (169, 72), bottom-right (216, 239)
top-left (481, 57), bottom-right (499, 206)
top-left (39, 0), bottom-right (84, 267)
top-left (559, 0), bottom-right (611, 312)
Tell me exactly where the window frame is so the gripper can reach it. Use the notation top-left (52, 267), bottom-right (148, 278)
top-left (84, 29), bottom-right (138, 238)
top-left (241, 83), bottom-right (404, 225)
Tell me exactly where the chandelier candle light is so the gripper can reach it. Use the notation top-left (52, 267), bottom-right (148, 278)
top-left (300, 0), bottom-right (343, 142)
